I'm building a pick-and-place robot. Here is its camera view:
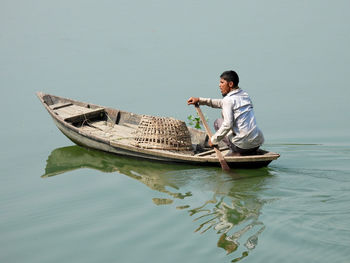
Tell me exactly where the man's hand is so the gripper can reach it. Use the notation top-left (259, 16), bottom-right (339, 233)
top-left (187, 97), bottom-right (199, 105)
top-left (208, 138), bottom-right (214, 147)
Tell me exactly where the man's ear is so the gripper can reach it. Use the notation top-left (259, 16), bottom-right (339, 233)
top-left (229, 81), bottom-right (234, 88)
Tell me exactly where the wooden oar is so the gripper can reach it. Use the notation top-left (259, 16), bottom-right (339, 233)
top-left (194, 104), bottom-right (231, 172)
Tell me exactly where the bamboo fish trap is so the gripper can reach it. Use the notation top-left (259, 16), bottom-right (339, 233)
top-left (133, 115), bottom-right (193, 151)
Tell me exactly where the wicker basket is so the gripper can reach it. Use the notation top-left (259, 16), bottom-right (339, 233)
top-left (133, 115), bottom-right (192, 151)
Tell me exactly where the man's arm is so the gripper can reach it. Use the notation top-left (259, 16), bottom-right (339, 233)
top-left (187, 97), bottom-right (222, 108)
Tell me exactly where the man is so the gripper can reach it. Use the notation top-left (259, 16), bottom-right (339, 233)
top-left (187, 70), bottom-right (264, 156)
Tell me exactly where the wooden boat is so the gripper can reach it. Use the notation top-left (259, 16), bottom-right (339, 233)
top-left (37, 92), bottom-right (280, 168)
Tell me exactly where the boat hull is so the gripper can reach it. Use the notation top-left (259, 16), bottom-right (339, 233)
top-left (53, 118), bottom-right (273, 168)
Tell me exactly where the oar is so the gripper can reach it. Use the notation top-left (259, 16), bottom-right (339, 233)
top-left (194, 104), bottom-right (231, 172)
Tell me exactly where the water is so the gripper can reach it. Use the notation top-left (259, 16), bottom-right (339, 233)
top-left (1, 0), bottom-right (350, 262)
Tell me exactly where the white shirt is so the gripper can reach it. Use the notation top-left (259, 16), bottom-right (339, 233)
top-left (199, 88), bottom-right (264, 149)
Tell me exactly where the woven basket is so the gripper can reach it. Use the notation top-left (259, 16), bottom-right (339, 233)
top-left (133, 115), bottom-right (192, 151)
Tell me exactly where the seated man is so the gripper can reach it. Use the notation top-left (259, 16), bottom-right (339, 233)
top-left (187, 70), bottom-right (264, 156)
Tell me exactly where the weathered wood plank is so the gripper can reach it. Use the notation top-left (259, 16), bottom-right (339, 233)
top-left (49, 102), bottom-right (73, 110)
top-left (105, 109), bottom-right (120, 126)
top-left (195, 146), bottom-right (229, 156)
top-left (79, 121), bottom-right (136, 144)
top-left (64, 108), bottom-right (105, 123)
top-left (54, 105), bottom-right (84, 119)
top-left (56, 105), bottom-right (87, 115)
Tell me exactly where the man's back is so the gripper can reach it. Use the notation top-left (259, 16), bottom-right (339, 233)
top-left (225, 89), bottom-right (264, 149)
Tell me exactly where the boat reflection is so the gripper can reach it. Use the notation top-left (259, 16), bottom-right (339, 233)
top-left (42, 145), bottom-right (275, 262)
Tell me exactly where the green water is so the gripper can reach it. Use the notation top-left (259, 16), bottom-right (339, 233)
top-left (1, 1), bottom-right (350, 262)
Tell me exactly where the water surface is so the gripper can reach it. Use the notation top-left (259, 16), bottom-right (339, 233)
top-left (1, 0), bottom-right (350, 262)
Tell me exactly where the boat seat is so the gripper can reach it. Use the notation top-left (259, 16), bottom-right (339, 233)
top-left (62, 107), bottom-right (105, 123)
top-left (49, 102), bottom-right (73, 110)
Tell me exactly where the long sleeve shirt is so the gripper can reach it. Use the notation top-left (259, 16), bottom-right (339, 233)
top-left (199, 88), bottom-right (264, 149)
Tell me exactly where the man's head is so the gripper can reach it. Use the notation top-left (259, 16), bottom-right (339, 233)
top-left (219, 70), bottom-right (239, 96)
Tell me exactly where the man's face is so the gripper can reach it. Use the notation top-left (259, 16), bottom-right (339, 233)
top-left (219, 78), bottom-right (234, 96)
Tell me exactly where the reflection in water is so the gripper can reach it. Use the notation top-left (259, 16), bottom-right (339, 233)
top-left (43, 145), bottom-right (193, 202)
top-left (189, 185), bottom-right (267, 261)
top-left (42, 146), bottom-right (274, 262)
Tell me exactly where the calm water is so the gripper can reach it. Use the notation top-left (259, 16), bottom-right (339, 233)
top-left (1, 1), bottom-right (350, 262)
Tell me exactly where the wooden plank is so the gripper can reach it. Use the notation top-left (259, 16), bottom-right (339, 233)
top-left (54, 105), bottom-right (84, 119)
top-left (55, 105), bottom-right (99, 117)
top-left (106, 109), bottom-right (120, 126)
top-left (195, 146), bottom-right (229, 156)
top-left (107, 124), bottom-right (136, 142)
top-left (49, 102), bottom-right (73, 110)
top-left (79, 121), bottom-right (136, 143)
top-left (57, 105), bottom-right (88, 115)
top-left (64, 108), bottom-right (105, 123)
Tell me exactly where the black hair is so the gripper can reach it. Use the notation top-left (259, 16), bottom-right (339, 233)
top-left (220, 70), bottom-right (239, 87)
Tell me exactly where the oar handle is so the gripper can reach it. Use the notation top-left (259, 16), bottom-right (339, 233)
top-left (195, 104), bottom-right (213, 137)
top-left (194, 104), bottom-right (230, 171)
